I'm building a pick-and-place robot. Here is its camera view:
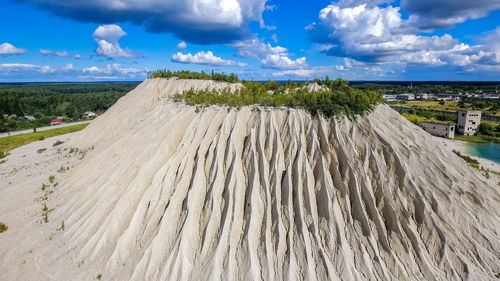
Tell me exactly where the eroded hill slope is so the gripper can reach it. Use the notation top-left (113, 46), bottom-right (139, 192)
top-left (0, 78), bottom-right (498, 281)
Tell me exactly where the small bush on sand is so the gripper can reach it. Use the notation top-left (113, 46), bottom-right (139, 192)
top-left (53, 140), bottom-right (64, 147)
top-left (0, 151), bottom-right (8, 159)
top-left (0, 222), bottom-right (7, 233)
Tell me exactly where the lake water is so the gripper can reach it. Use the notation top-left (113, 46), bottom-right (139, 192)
top-left (466, 142), bottom-right (500, 164)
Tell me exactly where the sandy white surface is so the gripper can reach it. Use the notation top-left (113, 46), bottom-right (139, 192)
top-left (0, 78), bottom-right (499, 281)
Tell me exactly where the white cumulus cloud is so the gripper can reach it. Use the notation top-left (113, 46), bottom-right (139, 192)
top-left (16, 0), bottom-right (267, 44)
top-left (402, 0), bottom-right (500, 30)
top-left (176, 41), bottom-right (187, 50)
top-left (0, 63), bottom-right (54, 74)
top-left (308, 2), bottom-right (500, 74)
top-left (40, 49), bottom-right (81, 59)
top-left (231, 38), bottom-right (307, 69)
top-left (272, 66), bottom-right (332, 77)
top-left (0, 43), bottom-right (28, 55)
top-left (171, 51), bottom-right (247, 67)
top-left (82, 64), bottom-right (144, 76)
top-left (93, 25), bottom-right (135, 59)
top-left (0, 63), bottom-right (146, 80)
top-left (308, 4), bottom-right (456, 62)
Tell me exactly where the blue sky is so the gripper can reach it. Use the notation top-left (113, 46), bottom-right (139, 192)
top-left (1, 0), bottom-right (499, 81)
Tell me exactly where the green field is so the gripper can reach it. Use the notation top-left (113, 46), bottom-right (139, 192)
top-left (0, 123), bottom-right (88, 155)
top-left (401, 112), bottom-right (454, 125)
top-left (453, 134), bottom-right (500, 143)
top-left (392, 100), bottom-right (499, 116)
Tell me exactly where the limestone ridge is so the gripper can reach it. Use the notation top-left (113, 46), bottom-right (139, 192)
top-left (1, 78), bottom-right (499, 281)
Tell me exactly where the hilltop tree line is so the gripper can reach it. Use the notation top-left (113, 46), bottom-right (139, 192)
top-left (175, 77), bottom-right (383, 118)
top-left (147, 70), bottom-right (239, 83)
top-left (0, 83), bottom-right (138, 132)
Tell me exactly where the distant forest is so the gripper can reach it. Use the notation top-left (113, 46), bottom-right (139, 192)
top-left (0, 83), bottom-right (138, 131)
top-left (348, 81), bottom-right (500, 94)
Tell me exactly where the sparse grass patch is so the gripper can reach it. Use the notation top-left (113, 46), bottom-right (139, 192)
top-left (41, 203), bottom-right (53, 223)
top-left (57, 220), bottom-right (65, 231)
top-left (53, 140), bottom-right (64, 146)
top-left (452, 150), bottom-right (497, 178)
top-left (0, 124), bottom-right (88, 155)
top-left (96, 274), bottom-right (102, 280)
top-left (454, 134), bottom-right (500, 143)
top-left (400, 113), bottom-right (453, 126)
top-left (37, 148), bottom-right (47, 153)
top-left (0, 222), bottom-right (7, 233)
top-left (453, 150), bottom-right (480, 168)
top-left (57, 166), bottom-right (69, 173)
top-left (175, 79), bottom-right (383, 118)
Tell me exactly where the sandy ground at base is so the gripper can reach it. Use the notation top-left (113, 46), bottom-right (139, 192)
top-left (434, 136), bottom-right (499, 174)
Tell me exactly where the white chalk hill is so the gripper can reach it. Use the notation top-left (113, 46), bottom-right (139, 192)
top-left (1, 78), bottom-right (499, 281)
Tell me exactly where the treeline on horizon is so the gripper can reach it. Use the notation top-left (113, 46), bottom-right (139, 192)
top-left (174, 76), bottom-right (384, 118)
top-left (351, 82), bottom-right (500, 94)
top-left (0, 83), bottom-right (138, 132)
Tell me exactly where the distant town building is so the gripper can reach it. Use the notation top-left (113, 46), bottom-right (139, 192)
top-left (397, 93), bottom-right (415, 100)
top-left (83, 111), bottom-right (98, 119)
top-left (415, 93), bottom-right (429, 100)
top-left (50, 119), bottom-right (62, 125)
top-left (464, 93), bottom-right (499, 103)
top-left (421, 122), bottom-right (455, 138)
top-left (20, 115), bottom-right (36, 121)
top-left (483, 93), bottom-right (499, 99)
top-left (436, 93), bottom-right (462, 101)
top-left (457, 110), bottom-right (481, 136)
top-left (383, 94), bottom-right (398, 102)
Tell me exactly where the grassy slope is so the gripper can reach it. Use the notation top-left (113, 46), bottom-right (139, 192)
top-left (453, 134), bottom-right (500, 143)
top-left (392, 100), bottom-right (499, 116)
top-left (0, 124), bottom-right (88, 154)
top-left (401, 113), bottom-right (453, 125)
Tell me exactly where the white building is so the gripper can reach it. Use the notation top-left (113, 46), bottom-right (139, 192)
top-left (415, 93), bottom-right (429, 100)
top-left (83, 111), bottom-right (98, 119)
top-left (421, 122), bottom-right (455, 138)
top-left (457, 110), bottom-right (481, 136)
top-left (21, 115), bottom-right (36, 121)
top-left (397, 93), bottom-right (415, 100)
top-left (383, 94), bottom-right (398, 102)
